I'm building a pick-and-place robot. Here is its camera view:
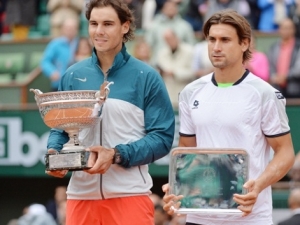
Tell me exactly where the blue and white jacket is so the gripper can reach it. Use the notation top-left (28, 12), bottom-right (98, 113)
top-left (47, 45), bottom-right (175, 200)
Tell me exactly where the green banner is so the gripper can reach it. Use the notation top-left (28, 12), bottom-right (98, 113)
top-left (0, 106), bottom-right (299, 177)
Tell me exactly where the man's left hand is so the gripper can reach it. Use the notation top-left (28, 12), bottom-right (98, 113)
top-left (233, 180), bottom-right (259, 217)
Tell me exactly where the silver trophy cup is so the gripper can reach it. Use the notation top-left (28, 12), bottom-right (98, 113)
top-left (30, 82), bottom-right (113, 171)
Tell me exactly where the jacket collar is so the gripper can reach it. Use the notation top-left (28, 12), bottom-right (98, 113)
top-left (91, 44), bottom-right (130, 74)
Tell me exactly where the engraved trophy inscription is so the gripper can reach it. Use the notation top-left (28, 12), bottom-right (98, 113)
top-left (30, 81), bottom-right (114, 171)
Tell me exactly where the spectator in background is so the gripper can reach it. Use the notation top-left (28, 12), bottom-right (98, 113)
top-left (47, 0), bottom-right (83, 37)
top-left (258, 0), bottom-right (294, 32)
top-left (132, 39), bottom-right (152, 65)
top-left (4, 0), bottom-right (37, 41)
top-left (142, 0), bottom-right (157, 30)
top-left (288, 152), bottom-right (300, 185)
top-left (74, 37), bottom-right (93, 63)
top-left (154, 204), bottom-right (170, 225)
top-left (124, 0), bottom-right (144, 30)
top-left (277, 188), bottom-right (300, 225)
top-left (156, 28), bottom-right (195, 107)
top-left (18, 204), bottom-right (56, 225)
top-left (45, 186), bottom-right (67, 224)
top-left (202, 0), bottom-right (251, 26)
top-left (268, 18), bottom-right (300, 98)
top-left (246, 0), bottom-right (261, 29)
top-left (145, 0), bottom-right (195, 66)
top-left (245, 34), bottom-right (269, 82)
top-left (192, 40), bottom-right (214, 78)
top-left (40, 18), bottom-right (79, 91)
top-left (56, 199), bottom-right (67, 225)
top-left (289, 0), bottom-right (300, 39)
top-left (184, 0), bottom-right (206, 36)
top-left (0, 0), bottom-right (7, 37)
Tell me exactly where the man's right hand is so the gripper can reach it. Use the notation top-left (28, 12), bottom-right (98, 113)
top-left (45, 149), bottom-right (68, 178)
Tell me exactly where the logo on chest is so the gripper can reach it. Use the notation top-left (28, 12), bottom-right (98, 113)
top-left (192, 100), bottom-right (199, 109)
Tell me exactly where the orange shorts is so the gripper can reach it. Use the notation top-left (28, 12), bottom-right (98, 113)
top-left (66, 195), bottom-right (154, 225)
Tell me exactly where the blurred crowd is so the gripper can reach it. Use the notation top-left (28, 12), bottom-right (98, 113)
top-left (0, 0), bottom-right (300, 105)
top-left (1, 0), bottom-right (300, 104)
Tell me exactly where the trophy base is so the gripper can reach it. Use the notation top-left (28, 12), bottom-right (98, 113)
top-left (45, 150), bottom-right (91, 171)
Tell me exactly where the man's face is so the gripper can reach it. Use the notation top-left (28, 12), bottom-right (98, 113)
top-left (162, 1), bottom-right (178, 19)
top-left (88, 6), bottom-right (129, 54)
top-left (279, 19), bottom-right (295, 41)
top-left (207, 24), bottom-right (248, 69)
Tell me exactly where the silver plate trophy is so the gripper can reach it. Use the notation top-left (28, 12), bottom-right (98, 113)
top-left (30, 81), bottom-right (114, 171)
top-left (169, 147), bottom-right (249, 215)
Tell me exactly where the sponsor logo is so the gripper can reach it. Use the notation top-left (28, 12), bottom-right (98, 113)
top-left (74, 77), bottom-right (87, 82)
top-left (192, 100), bottom-right (199, 109)
top-left (275, 91), bottom-right (284, 99)
top-left (0, 118), bottom-right (48, 167)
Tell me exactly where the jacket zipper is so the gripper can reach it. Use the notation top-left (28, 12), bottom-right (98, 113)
top-left (99, 119), bottom-right (105, 199)
top-left (98, 64), bottom-right (108, 200)
top-left (138, 166), bottom-right (146, 183)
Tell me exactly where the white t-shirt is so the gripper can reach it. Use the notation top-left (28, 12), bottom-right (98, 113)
top-left (178, 71), bottom-right (290, 225)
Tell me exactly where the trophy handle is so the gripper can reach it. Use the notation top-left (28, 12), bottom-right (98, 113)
top-left (95, 81), bottom-right (114, 102)
top-left (30, 89), bottom-right (43, 96)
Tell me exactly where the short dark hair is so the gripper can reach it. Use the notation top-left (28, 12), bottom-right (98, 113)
top-left (203, 9), bottom-right (252, 63)
top-left (85, 0), bottom-right (135, 43)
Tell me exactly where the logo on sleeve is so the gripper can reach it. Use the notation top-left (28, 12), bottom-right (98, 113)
top-left (275, 91), bottom-right (285, 99)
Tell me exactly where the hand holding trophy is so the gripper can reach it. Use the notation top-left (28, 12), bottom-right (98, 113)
top-left (30, 81), bottom-right (114, 172)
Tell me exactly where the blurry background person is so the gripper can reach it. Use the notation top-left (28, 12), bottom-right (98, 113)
top-left (156, 29), bottom-right (195, 107)
top-left (145, 0), bottom-right (195, 66)
top-left (288, 152), bottom-right (300, 186)
top-left (258, 0), bottom-right (294, 32)
top-left (18, 204), bottom-right (56, 225)
top-left (123, 0), bottom-right (144, 30)
top-left (289, 0), bottom-right (300, 39)
top-left (268, 18), bottom-right (300, 98)
top-left (45, 186), bottom-right (67, 224)
top-left (56, 200), bottom-right (67, 225)
top-left (277, 188), bottom-right (300, 225)
top-left (245, 34), bottom-right (270, 82)
top-left (4, 0), bottom-right (37, 41)
top-left (47, 0), bottom-right (84, 37)
top-left (74, 37), bottom-right (93, 63)
top-left (154, 204), bottom-right (169, 225)
top-left (132, 39), bottom-right (153, 65)
top-left (40, 18), bottom-right (79, 91)
top-left (184, 0), bottom-right (206, 36)
top-left (0, 0), bottom-right (7, 37)
top-left (202, 0), bottom-right (251, 26)
top-left (192, 39), bottom-right (214, 78)
top-left (142, 0), bottom-right (157, 30)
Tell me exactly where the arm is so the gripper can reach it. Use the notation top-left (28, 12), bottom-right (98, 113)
top-left (69, 0), bottom-right (84, 12)
top-left (47, 0), bottom-right (64, 12)
top-left (258, 0), bottom-right (274, 9)
top-left (115, 73), bottom-right (175, 168)
top-left (255, 133), bottom-right (294, 192)
top-left (40, 41), bottom-right (60, 78)
top-left (233, 133), bottom-right (295, 216)
top-left (178, 136), bottom-right (196, 147)
top-left (47, 129), bottom-right (69, 151)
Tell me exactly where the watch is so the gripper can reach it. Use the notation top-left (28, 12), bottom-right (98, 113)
top-left (113, 148), bottom-right (122, 164)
